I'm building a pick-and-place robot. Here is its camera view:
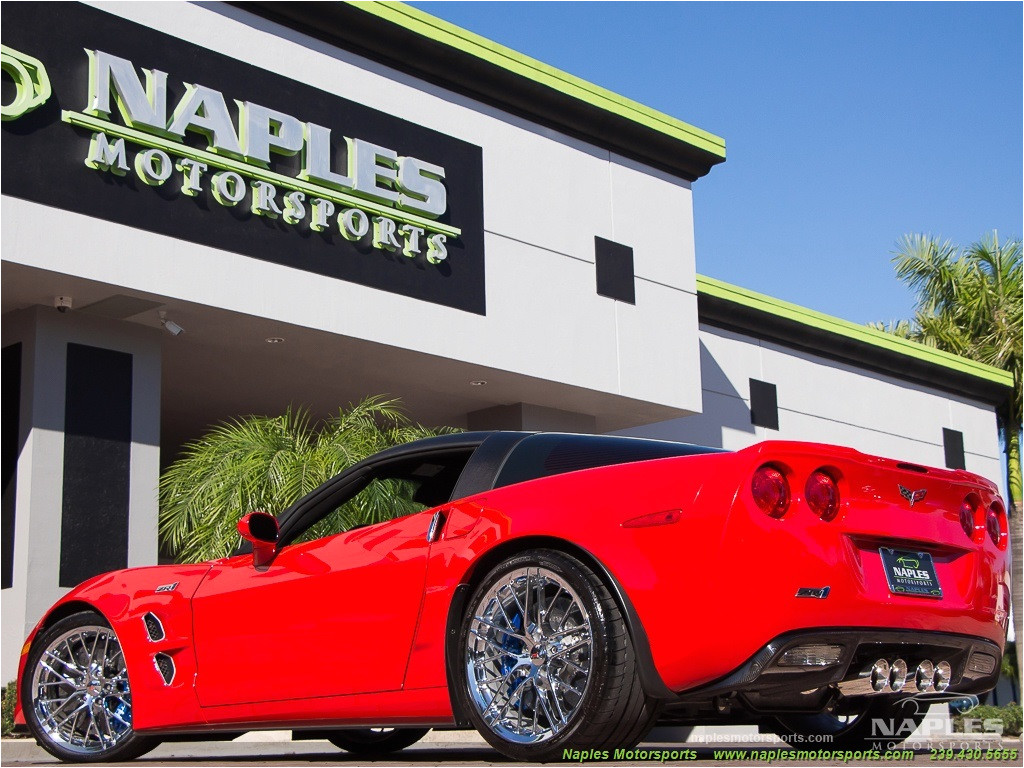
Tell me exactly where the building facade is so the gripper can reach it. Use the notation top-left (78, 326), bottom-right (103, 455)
top-left (1, 1), bottom-right (1012, 682)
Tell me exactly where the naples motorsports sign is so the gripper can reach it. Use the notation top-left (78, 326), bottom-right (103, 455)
top-left (1, 2), bottom-right (485, 313)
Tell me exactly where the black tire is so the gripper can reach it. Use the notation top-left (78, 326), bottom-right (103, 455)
top-left (21, 610), bottom-right (159, 763)
top-left (772, 698), bottom-right (931, 751)
top-left (453, 549), bottom-right (660, 762)
top-left (326, 727), bottom-right (430, 755)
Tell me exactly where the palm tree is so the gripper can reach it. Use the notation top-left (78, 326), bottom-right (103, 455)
top-left (158, 396), bottom-right (457, 563)
top-left (874, 231), bottom-right (1022, 683)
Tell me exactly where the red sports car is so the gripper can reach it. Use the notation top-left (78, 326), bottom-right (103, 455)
top-left (16, 432), bottom-right (1010, 762)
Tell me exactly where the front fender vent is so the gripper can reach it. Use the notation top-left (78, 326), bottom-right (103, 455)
top-left (154, 653), bottom-right (175, 685)
top-left (143, 613), bottom-right (165, 642)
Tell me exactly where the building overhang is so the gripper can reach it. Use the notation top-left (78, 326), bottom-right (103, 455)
top-left (233, 1), bottom-right (726, 181)
top-left (696, 275), bottom-right (1014, 409)
top-left (1, 262), bottom-right (700, 456)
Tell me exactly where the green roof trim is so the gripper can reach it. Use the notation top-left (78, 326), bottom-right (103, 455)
top-left (696, 275), bottom-right (1013, 388)
top-left (350, 1), bottom-right (726, 159)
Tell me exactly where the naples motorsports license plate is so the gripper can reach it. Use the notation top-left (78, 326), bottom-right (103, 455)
top-left (880, 548), bottom-right (942, 598)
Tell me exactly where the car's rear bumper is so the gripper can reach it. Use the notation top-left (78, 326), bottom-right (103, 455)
top-left (677, 628), bottom-right (1001, 708)
top-left (616, 491), bottom-right (1009, 695)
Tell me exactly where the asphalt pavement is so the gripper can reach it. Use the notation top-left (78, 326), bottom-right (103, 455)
top-left (1, 732), bottom-right (1021, 767)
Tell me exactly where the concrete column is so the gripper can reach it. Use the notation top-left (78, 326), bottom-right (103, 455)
top-left (1, 306), bottom-right (161, 683)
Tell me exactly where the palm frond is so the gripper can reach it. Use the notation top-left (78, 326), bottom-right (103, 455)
top-left (877, 231), bottom-right (1022, 505)
top-left (159, 397), bottom-right (459, 562)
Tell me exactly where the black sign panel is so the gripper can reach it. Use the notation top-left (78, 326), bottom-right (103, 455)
top-left (880, 548), bottom-right (942, 598)
top-left (1, 2), bottom-right (485, 314)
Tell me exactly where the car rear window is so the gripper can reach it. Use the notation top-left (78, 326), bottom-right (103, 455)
top-left (493, 433), bottom-right (724, 489)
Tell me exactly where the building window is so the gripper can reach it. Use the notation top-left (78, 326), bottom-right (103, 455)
top-left (749, 379), bottom-right (779, 430)
top-left (942, 428), bottom-right (966, 470)
top-left (594, 236), bottom-right (636, 304)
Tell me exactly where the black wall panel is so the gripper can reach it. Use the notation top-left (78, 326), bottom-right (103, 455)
top-left (594, 237), bottom-right (636, 304)
top-left (943, 428), bottom-right (966, 470)
top-left (749, 378), bottom-right (779, 430)
top-left (2, 343), bottom-right (22, 589)
top-left (60, 343), bottom-right (133, 587)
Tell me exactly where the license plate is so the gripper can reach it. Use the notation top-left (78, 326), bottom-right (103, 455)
top-left (880, 548), bottom-right (942, 598)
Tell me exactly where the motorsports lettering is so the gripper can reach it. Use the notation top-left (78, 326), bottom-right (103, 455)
top-left (68, 50), bottom-right (453, 263)
top-left (1, 2), bottom-right (486, 314)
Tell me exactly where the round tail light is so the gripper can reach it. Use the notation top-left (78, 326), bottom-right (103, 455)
top-left (986, 502), bottom-right (1006, 546)
top-left (960, 498), bottom-right (979, 540)
top-left (806, 470), bottom-right (840, 521)
top-left (752, 465), bottom-right (790, 518)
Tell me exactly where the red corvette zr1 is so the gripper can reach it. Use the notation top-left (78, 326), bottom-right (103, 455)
top-left (16, 432), bottom-right (1011, 762)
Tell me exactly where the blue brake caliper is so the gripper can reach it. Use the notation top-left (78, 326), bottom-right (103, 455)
top-left (499, 611), bottom-right (525, 707)
top-left (109, 687), bottom-right (131, 736)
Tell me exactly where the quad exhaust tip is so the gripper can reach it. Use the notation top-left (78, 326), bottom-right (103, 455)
top-left (889, 658), bottom-right (908, 692)
top-left (915, 660), bottom-right (935, 692)
top-left (869, 659), bottom-right (890, 692)
top-left (841, 657), bottom-right (947, 695)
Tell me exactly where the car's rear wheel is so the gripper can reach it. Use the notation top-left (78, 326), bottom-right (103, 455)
top-left (326, 727), bottom-right (430, 755)
top-left (22, 610), bottom-right (158, 763)
top-left (771, 698), bottom-right (931, 750)
top-left (454, 549), bottom-right (660, 762)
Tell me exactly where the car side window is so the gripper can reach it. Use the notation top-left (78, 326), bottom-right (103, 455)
top-left (289, 477), bottom-right (428, 546)
top-left (277, 448), bottom-right (475, 548)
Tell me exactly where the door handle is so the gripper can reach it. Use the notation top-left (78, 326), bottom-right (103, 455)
top-left (427, 509), bottom-right (447, 543)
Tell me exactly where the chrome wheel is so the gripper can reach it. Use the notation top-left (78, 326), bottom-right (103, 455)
top-left (464, 566), bottom-right (593, 744)
top-left (29, 624), bottom-right (133, 755)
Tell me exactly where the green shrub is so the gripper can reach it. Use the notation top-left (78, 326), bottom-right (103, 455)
top-left (952, 703), bottom-right (1023, 737)
top-left (1, 681), bottom-right (16, 737)
top-left (1001, 641), bottom-right (1018, 681)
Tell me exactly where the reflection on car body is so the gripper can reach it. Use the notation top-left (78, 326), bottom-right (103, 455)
top-left (16, 431), bottom-right (1010, 762)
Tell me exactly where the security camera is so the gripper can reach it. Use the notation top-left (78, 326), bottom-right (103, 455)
top-left (54, 296), bottom-right (73, 313)
top-left (157, 311), bottom-right (185, 336)
top-left (161, 319), bottom-right (185, 336)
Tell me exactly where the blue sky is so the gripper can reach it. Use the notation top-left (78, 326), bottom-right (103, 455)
top-left (410, 1), bottom-right (1023, 325)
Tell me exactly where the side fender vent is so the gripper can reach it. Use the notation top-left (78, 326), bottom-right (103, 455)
top-left (143, 612), bottom-right (165, 642)
top-left (154, 653), bottom-right (175, 685)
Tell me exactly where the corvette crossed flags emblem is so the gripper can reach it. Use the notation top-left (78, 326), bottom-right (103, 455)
top-left (898, 485), bottom-right (927, 507)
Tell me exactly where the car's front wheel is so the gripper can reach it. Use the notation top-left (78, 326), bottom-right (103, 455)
top-left (326, 727), bottom-right (430, 755)
top-left (454, 549), bottom-right (660, 761)
top-left (22, 610), bottom-right (158, 763)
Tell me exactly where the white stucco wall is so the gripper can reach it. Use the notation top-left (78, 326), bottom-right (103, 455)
top-left (4, 0), bottom-right (703, 416)
top-left (623, 324), bottom-right (1006, 493)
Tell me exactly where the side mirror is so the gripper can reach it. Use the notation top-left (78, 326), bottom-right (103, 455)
top-left (237, 512), bottom-right (279, 570)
